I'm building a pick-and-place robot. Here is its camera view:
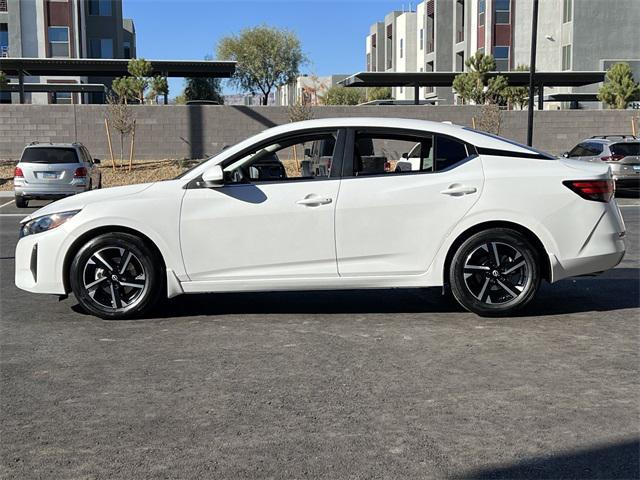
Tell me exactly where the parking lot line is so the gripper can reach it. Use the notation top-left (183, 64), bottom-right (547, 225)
top-left (0, 199), bottom-right (15, 209)
top-left (0, 213), bottom-right (28, 217)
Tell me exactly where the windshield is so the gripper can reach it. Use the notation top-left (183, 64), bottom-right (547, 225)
top-left (462, 127), bottom-right (556, 159)
top-left (21, 147), bottom-right (79, 164)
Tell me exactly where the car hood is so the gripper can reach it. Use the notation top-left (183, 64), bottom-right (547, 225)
top-left (22, 183), bottom-right (155, 222)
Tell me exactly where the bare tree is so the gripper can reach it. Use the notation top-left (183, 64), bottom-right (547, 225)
top-left (106, 94), bottom-right (134, 168)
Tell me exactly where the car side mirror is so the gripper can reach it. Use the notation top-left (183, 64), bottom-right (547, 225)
top-left (304, 148), bottom-right (312, 157)
top-left (401, 152), bottom-right (409, 159)
top-left (93, 158), bottom-right (101, 164)
top-left (200, 165), bottom-right (224, 188)
top-left (562, 152), bottom-right (569, 158)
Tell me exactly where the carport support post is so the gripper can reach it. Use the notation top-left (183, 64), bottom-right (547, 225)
top-left (414, 83), bottom-right (420, 105)
top-left (526, 0), bottom-right (539, 146)
top-left (538, 83), bottom-right (544, 110)
top-left (18, 69), bottom-right (25, 104)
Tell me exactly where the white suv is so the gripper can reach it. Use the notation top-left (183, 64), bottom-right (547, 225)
top-left (13, 142), bottom-right (102, 208)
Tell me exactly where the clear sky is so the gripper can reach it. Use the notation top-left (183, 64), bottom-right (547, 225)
top-left (122, 0), bottom-right (408, 97)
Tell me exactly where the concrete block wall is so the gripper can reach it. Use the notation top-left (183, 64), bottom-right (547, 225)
top-left (0, 105), bottom-right (635, 161)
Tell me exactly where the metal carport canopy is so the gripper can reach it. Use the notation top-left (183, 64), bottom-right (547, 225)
top-left (339, 71), bottom-right (606, 107)
top-left (0, 58), bottom-right (236, 78)
top-left (3, 83), bottom-right (106, 93)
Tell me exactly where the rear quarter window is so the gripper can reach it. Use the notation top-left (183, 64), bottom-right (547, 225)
top-left (20, 148), bottom-right (79, 164)
top-left (610, 143), bottom-right (640, 157)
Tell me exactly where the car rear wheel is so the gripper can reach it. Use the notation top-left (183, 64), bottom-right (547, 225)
top-left (69, 232), bottom-right (163, 319)
top-left (449, 228), bottom-right (541, 317)
top-left (14, 196), bottom-right (28, 208)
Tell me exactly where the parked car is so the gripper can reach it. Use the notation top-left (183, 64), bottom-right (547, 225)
top-left (13, 142), bottom-right (102, 208)
top-left (563, 135), bottom-right (640, 190)
top-left (15, 118), bottom-right (626, 319)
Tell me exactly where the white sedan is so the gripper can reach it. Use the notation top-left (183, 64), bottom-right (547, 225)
top-left (15, 118), bottom-right (626, 319)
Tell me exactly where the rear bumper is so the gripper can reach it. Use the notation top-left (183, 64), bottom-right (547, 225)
top-left (14, 182), bottom-right (88, 199)
top-left (550, 202), bottom-right (626, 282)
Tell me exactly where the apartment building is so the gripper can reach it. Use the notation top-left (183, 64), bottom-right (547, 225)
top-left (275, 74), bottom-right (349, 106)
top-left (366, 0), bottom-right (640, 108)
top-left (0, 0), bottom-right (136, 104)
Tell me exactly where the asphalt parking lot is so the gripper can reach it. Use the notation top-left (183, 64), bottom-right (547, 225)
top-left (1, 196), bottom-right (639, 479)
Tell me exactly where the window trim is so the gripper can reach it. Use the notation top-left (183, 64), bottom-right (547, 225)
top-left (341, 127), bottom-right (477, 179)
top-left (186, 127), bottom-right (347, 189)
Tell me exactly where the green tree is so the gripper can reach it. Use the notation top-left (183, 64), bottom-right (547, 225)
top-left (321, 86), bottom-right (366, 105)
top-left (503, 64), bottom-right (534, 109)
top-left (111, 77), bottom-right (135, 104)
top-left (148, 75), bottom-right (169, 103)
top-left (217, 25), bottom-right (306, 105)
top-left (598, 62), bottom-right (640, 109)
top-left (183, 77), bottom-right (225, 104)
top-left (452, 52), bottom-right (507, 105)
top-left (127, 58), bottom-right (153, 103)
top-left (366, 86), bottom-right (392, 102)
top-left (0, 71), bottom-right (8, 89)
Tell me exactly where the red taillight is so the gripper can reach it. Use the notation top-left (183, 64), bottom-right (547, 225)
top-left (601, 154), bottom-right (624, 162)
top-left (563, 179), bottom-right (615, 203)
top-left (14, 167), bottom-right (24, 178)
top-left (74, 167), bottom-right (87, 178)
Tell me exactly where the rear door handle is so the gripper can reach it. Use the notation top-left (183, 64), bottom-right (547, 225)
top-left (440, 185), bottom-right (478, 196)
top-left (296, 195), bottom-right (333, 206)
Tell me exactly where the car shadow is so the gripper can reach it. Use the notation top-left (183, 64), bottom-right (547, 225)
top-left (69, 267), bottom-right (640, 320)
top-left (457, 437), bottom-right (639, 479)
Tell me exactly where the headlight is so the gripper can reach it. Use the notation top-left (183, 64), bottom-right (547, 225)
top-left (19, 210), bottom-right (81, 238)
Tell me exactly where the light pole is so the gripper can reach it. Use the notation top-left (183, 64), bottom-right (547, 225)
top-left (526, 0), bottom-right (539, 146)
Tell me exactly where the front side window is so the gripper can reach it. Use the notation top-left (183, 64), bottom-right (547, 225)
top-left (223, 131), bottom-right (338, 184)
top-left (48, 26), bottom-right (69, 57)
top-left (568, 143), bottom-right (597, 157)
top-left (352, 131), bottom-right (470, 176)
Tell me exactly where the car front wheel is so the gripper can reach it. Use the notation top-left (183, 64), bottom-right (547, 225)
top-left (449, 228), bottom-right (541, 317)
top-left (69, 232), bottom-right (163, 319)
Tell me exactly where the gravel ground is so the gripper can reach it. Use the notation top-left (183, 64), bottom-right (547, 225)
top-left (0, 202), bottom-right (638, 480)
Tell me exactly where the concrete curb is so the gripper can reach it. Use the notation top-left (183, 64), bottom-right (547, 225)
top-left (0, 191), bottom-right (14, 198)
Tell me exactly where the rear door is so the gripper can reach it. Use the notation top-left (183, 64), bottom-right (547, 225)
top-left (335, 128), bottom-right (484, 276)
top-left (19, 147), bottom-right (80, 185)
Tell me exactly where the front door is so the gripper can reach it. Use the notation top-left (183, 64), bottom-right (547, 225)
top-left (180, 129), bottom-right (344, 282)
top-left (335, 128), bottom-right (484, 276)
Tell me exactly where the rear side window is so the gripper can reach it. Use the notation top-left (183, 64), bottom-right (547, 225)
top-left (352, 131), bottom-right (470, 176)
top-left (20, 148), bottom-right (79, 164)
top-left (610, 143), bottom-right (640, 157)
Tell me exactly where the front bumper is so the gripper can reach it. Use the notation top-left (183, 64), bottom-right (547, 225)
top-left (15, 226), bottom-right (69, 295)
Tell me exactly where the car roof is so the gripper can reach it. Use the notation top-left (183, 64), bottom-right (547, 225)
top-left (253, 118), bottom-right (537, 153)
top-left (24, 142), bottom-right (84, 148)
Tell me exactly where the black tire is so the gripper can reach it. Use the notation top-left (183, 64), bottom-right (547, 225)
top-left (14, 196), bottom-right (28, 208)
top-left (69, 232), bottom-right (164, 319)
top-left (449, 228), bottom-right (541, 317)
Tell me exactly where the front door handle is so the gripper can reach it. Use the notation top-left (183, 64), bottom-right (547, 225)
top-left (440, 185), bottom-right (478, 196)
top-left (296, 195), bottom-right (333, 207)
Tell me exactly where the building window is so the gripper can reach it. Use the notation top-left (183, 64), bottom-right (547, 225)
top-left (563, 0), bottom-right (572, 23)
top-left (425, 61), bottom-right (434, 94)
top-left (48, 26), bottom-right (69, 57)
top-left (478, 0), bottom-right (485, 26)
top-left (52, 92), bottom-right (72, 104)
top-left (400, 38), bottom-right (403, 58)
top-left (494, 46), bottom-right (509, 71)
top-left (123, 41), bottom-right (131, 58)
top-left (494, 0), bottom-right (510, 24)
top-left (477, 47), bottom-right (485, 55)
top-left (562, 44), bottom-right (572, 70)
top-left (0, 0), bottom-right (7, 12)
top-left (89, 0), bottom-right (112, 16)
top-left (90, 38), bottom-right (114, 58)
top-left (0, 91), bottom-right (11, 104)
top-left (0, 23), bottom-right (8, 57)
top-left (456, 0), bottom-right (465, 43)
top-left (419, 28), bottom-right (424, 50)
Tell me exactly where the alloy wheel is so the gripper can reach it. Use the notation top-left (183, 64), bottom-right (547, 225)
top-left (462, 241), bottom-right (530, 305)
top-left (82, 247), bottom-right (148, 311)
